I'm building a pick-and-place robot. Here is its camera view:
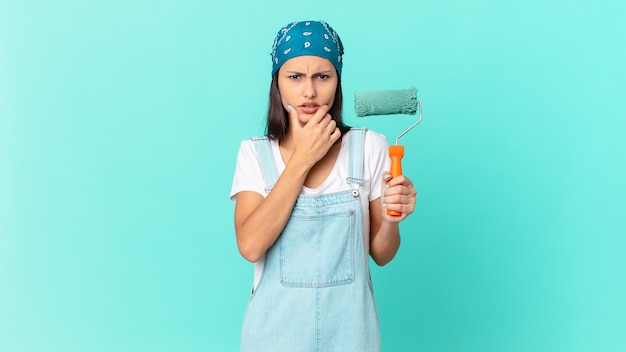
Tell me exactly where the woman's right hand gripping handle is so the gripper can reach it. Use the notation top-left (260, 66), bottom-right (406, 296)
top-left (234, 105), bottom-right (341, 262)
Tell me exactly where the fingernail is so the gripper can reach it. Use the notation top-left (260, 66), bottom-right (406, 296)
top-left (385, 185), bottom-right (389, 190)
top-left (287, 105), bottom-right (292, 111)
top-left (383, 174), bottom-right (392, 181)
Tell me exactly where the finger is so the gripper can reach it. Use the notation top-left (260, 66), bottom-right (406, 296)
top-left (325, 119), bottom-right (337, 134)
top-left (381, 171), bottom-right (392, 188)
top-left (384, 192), bottom-right (415, 205)
top-left (386, 175), bottom-right (413, 189)
top-left (383, 195), bottom-right (414, 217)
top-left (330, 127), bottom-right (342, 143)
top-left (287, 104), bottom-right (302, 130)
top-left (382, 200), bottom-right (408, 222)
top-left (307, 104), bottom-right (330, 126)
top-left (380, 171), bottom-right (392, 209)
top-left (385, 185), bottom-right (417, 201)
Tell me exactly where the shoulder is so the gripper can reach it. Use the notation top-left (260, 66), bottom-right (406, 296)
top-left (355, 129), bottom-right (389, 155)
top-left (236, 139), bottom-right (256, 156)
top-left (237, 136), bottom-right (274, 155)
top-left (364, 129), bottom-right (388, 147)
top-left (346, 128), bottom-right (389, 166)
top-left (363, 130), bottom-right (389, 173)
top-left (346, 128), bottom-right (388, 145)
top-left (235, 138), bottom-right (264, 166)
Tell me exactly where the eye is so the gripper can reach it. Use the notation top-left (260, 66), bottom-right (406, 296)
top-left (288, 74), bottom-right (301, 80)
top-left (317, 74), bottom-right (329, 80)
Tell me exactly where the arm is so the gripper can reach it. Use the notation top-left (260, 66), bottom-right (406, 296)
top-left (369, 172), bottom-right (417, 266)
top-left (234, 163), bottom-right (309, 263)
top-left (235, 105), bottom-right (340, 262)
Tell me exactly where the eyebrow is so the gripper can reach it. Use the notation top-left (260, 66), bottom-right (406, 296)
top-left (285, 70), bottom-right (334, 75)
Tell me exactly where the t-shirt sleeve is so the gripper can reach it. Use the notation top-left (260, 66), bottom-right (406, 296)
top-left (365, 130), bottom-right (391, 201)
top-left (229, 140), bottom-right (267, 202)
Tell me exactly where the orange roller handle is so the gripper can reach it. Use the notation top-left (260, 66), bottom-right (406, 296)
top-left (387, 145), bottom-right (404, 216)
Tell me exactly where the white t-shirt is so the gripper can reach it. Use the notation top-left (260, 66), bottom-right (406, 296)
top-left (230, 129), bottom-right (391, 290)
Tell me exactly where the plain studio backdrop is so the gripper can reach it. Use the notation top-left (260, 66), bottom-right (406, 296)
top-left (1, 1), bottom-right (625, 351)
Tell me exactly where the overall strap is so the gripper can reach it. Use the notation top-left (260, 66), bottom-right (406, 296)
top-left (251, 137), bottom-right (279, 192)
top-left (347, 128), bottom-right (367, 186)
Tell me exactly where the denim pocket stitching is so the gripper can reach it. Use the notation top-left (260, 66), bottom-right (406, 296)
top-left (280, 210), bottom-right (356, 288)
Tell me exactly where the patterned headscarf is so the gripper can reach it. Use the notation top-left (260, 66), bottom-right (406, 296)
top-left (271, 20), bottom-right (344, 76)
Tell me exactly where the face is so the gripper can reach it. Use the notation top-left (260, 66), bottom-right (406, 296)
top-left (277, 55), bottom-right (338, 125)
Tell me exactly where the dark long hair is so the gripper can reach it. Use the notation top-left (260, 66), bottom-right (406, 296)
top-left (265, 72), bottom-right (351, 140)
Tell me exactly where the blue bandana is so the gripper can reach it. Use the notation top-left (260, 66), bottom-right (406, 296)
top-left (271, 20), bottom-right (344, 76)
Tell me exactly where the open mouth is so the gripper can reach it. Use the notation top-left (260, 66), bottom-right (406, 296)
top-left (299, 103), bottom-right (320, 114)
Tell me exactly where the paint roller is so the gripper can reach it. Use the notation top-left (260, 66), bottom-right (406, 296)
top-left (354, 87), bottom-right (423, 216)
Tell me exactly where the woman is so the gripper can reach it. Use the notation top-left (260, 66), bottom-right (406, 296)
top-left (230, 20), bottom-right (417, 351)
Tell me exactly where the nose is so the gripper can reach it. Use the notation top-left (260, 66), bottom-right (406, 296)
top-left (303, 78), bottom-right (317, 99)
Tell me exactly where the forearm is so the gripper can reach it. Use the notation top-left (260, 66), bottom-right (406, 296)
top-left (368, 171), bottom-right (416, 266)
top-left (235, 160), bottom-right (310, 262)
top-left (369, 220), bottom-right (401, 266)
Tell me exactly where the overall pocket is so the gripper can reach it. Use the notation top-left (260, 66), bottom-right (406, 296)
top-left (279, 208), bottom-right (356, 288)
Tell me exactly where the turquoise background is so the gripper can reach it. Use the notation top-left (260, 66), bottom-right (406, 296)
top-left (1, 0), bottom-right (625, 351)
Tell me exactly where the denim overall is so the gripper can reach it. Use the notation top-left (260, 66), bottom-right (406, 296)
top-left (241, 129), bottom-right (380, 352)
